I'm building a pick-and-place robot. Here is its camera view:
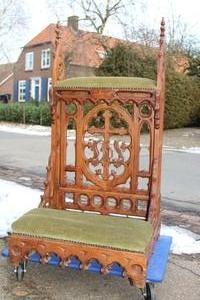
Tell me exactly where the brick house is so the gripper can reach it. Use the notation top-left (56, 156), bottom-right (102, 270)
top-left (0, 63), bottom-right (14, 102)
top-left (13, 16), bottom-right (119, 102)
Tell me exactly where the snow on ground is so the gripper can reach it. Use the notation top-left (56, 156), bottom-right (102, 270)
top-left (0, 179), bottom-right (41, 237)
top-left (0, 123), bottom-right (76, 139)
top-left (0, 179), bottom-right (200, 255)
top-left (161, 225), bottom-right (200, 255)
top-left (180, 146), bottom-right (200, 154)
top-left (164, 146), bottom-right (200, 154)
top-left (0, 123), bottom-right (51, 136)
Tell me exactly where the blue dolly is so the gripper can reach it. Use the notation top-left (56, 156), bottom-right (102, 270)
top-left (1, 235), bottom-right (172, 300)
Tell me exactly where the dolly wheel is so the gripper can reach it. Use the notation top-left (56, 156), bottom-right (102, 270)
top-left (14, 261), bottom-right (26, 281)
top-left (143, 283), bottom-right (156, 300)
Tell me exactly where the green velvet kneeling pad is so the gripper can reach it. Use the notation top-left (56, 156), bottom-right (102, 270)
top-left (55, 76), bottom-right (156, 90)
top-left (11, 208), bottom-right (153, 253)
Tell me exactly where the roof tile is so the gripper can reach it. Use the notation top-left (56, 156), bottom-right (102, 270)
top-left (24, 24), bottom-right (119, 68)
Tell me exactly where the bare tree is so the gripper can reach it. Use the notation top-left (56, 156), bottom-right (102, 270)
top-left (117, 0), bottom-right (199, 55)
top-left (48, 0), bottom-right (135, 35)
top-left (71, 0), bottom-right (129, 34)
top-left (0, 0), bottom-right (27, 62)
top-left (167, 14), bottom-right (198, 54)
top-left (125, 25), bottom-right (158, 48)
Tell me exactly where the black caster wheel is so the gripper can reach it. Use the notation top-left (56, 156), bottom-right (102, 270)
top-left (14, 261), bottom-right (26, 281)
top-left (142, 283), bottom-right (156, 300)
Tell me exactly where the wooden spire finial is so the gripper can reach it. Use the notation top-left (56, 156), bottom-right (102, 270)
top-left (160, 17), bottom-right (165, 44)
top-left (55, 22), bottom-right (61, 50)
top-left (156, 18), bottom-right (166, 94)
top-left (52, 22), bottom-right (65, 84)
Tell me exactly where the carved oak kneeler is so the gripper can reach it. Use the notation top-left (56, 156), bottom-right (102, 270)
top-left (8, 20), bottom-right (166, 298)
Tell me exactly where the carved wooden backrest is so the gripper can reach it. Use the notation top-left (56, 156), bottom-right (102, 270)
top-left (57, 84), bottom-right (157, 220)
top-left (41, 20), bottom-right (165, 225)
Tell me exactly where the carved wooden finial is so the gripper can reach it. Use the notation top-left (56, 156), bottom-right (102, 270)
top-left (160, 17), bottom-right (165, 44)
top-left (52, 22), bottom-right (65, 84)
top-left (156, 18), bottom-right (166, 99)
top-left (55, 22), bottom-right (61, 51)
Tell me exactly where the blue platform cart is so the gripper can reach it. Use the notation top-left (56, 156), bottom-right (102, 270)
top-left (1, 235), bottom-right (172, 300)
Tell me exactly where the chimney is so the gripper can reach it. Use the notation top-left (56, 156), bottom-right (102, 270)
top-left (67, 16), bottom-right (79, 31)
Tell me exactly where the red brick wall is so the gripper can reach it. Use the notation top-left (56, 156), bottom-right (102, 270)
top-left (14, 43), bottom-right (53, 81)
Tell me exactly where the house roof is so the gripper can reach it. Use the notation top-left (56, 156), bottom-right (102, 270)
top-left (22, 22), bottom-right (187, 73)
top-left (0, 63), bottom-right (14, 82)
top-left (0, 63), bottom-right (14, 95)
top-left (24, 24), bottom-right (122, 68)
top-left (25, 24), bottom-right (56, 47)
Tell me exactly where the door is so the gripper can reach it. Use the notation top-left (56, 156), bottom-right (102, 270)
top-left (31, 78), bottom-right (41, 101)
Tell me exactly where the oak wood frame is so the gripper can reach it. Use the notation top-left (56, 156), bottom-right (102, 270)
top-left (8, 20), bottom-right (166, 289)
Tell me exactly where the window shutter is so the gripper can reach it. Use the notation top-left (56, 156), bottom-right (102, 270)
top-left (25, 80), bottom-right (30, 101)
top-left (41, 78), bottom-right (48, 101)
top-left (13, 81), bottom-right (18, 101)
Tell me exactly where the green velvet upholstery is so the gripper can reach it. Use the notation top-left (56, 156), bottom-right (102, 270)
top-left (55, 76), bottom-right (156, 90)
top-left (12, 208), bottom-right (153, 253)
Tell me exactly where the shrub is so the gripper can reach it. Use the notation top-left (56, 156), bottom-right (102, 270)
top-left (39, 102), bottom-right (51, 126)
top-left (0, 102), bottom-right (51, 126)
top-left (96, 43), bottom-right (200, 129)
top-left (164, 71), bottom-right (200, 128)
top-left (0, 103), bottom-right (24, 123)
top-left (97, 43), bottom-right (156, 80)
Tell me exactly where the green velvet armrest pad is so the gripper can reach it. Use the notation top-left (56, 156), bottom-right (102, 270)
top-left (55, 76), bottom-right (156, 90)
top-left (11, 208), bottom-right (153, 253)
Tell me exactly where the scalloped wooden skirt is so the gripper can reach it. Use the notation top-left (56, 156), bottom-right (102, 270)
top-left (8, 234), bottom-right (155, 288)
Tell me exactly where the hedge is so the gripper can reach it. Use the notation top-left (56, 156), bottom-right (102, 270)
top-left (165, 72), bottom-right (200, 128)
top-left (0, 102), bottom-right (51, 126)
top-left (0, 75), bottom-right (200, 129)
top-left (96, 44), bottom-right (200, 129)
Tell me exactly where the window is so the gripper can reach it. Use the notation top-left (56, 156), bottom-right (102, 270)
top-left (97, 50), bottom-right (106, 59)
top-left (41, 48), bottom-right (51, 69)
top-left (25, 52), bottom-right (34, 71)
top-left (18, 80), bottom-right (26, 102)
top-left (47, 78), bottom-right (52, 102)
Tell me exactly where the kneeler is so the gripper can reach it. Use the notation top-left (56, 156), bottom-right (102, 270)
top-left (7, 19), bottom-right (172, 300)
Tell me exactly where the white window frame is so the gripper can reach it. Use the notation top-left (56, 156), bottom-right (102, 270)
top-left (97, 49), bottom-right (106, 59)
top-left (25, 52), bottom-right (34, 71)
top-left (47, 77), bottom-right (52, 102)
top-left (18, 80), bottom-right (26, 102)
top-left (30, 77), bottom-right (41, 101)
top-left (41, 48), bottom-right (51, 69)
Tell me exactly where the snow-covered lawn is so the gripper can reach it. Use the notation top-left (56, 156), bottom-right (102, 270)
top-left (0, 123), bottom-right (76, 139)
top-left (0, 123), bottom-right (51, 136)
top-left (0, 179), bottom-right (41, 237)
top-left (160, 225), bottom-right (200, 255)
top-left (164, 145), bottom-right (200, 154)
top-left (0, 179), bottom-right (200, 255)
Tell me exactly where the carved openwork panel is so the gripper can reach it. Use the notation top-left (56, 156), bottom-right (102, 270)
top-left (59, 93), bottom-right (155, 218)
top-left (82, 102), bottom-right (132, 188)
